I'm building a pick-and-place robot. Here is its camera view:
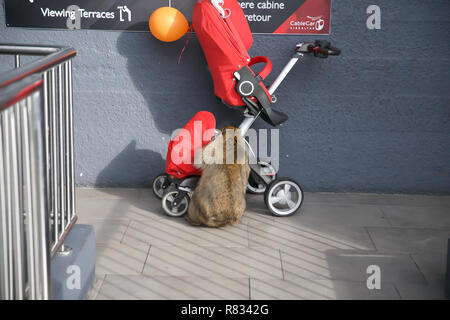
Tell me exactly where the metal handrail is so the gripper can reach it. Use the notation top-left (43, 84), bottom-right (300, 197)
top-left (0, 44), bottom-right (77, 300)
top-left (0, 75), bottom-right (50, 300)
top-left (0, 45), bottom-right (76, 88)
top-left (0, 44), bottom-right (62, 55)
top-left (0, 75), bottom-right (43, 111)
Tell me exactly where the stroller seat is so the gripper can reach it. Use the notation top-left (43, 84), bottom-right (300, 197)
top-left (192, 0), bottom-right (288, 126)
top-left (165, 111), bottom-right (216, 179)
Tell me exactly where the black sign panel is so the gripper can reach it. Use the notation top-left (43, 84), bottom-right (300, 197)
top-left (5, 0), bottom-right (331, 34)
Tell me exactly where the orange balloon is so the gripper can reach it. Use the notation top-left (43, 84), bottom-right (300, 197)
top-left (149, 7), bottom-right (189, 42)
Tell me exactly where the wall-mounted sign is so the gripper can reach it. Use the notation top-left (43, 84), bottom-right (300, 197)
top-left (5, 0), bottom-right (331, 35)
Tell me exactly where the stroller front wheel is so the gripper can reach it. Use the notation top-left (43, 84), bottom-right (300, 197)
top-left (264, 178), bottom-right (304, 216)
top-left (162, 190), bottom-right (190, 217)
top-left (152, 173), bottom-right (170, 199)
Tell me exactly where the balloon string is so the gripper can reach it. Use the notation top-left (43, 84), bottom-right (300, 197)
top-left (178, 25), bottom-right (193, 65)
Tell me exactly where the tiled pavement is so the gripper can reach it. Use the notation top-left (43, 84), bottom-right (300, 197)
top-left (77, 188), bottom-right (450, 300)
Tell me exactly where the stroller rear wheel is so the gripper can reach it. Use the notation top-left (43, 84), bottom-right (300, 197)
top-left (264, 178), bottom-right (303, 216)
top-left (162, 190), bottom-right (190, 217)
top-left (152, 173), bottom-right (170, 199)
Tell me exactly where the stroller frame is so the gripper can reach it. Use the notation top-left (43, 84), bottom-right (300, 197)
top-left (153, 41), bottom-right (340, 218)
top-left (240, 41), bottom-right (340, 191)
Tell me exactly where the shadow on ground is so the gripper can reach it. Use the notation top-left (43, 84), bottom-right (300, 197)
top-left (95, 140), bottom-right (164, 188)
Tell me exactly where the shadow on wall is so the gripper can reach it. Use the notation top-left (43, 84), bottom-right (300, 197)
top-left (115, 25), bottom-right (249, 135)
top-left (96, 26), bottom-right (269, 187)
top-left (95, 140), bottom-right (164, 188)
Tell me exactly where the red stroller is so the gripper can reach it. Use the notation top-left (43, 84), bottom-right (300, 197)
top-left (152, 0), bottom-right (340, 217)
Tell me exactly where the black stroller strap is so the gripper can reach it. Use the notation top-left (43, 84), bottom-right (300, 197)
top-left (235, 66), bottom-right (288, 127)
top-left (234, 66), bottom-right (271, 110)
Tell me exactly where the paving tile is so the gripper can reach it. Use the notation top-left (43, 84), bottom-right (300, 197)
top-left (279, 247), bottom-right (332, 280)
top-left (248, 221), bottom-right (375, 252)
top-left (75, 188), bottom-right (450, 300)
top-left (122, 218), bottom-right (248, 248)
top-left (394, 282), bottom-right (448, 300)
top-left (367, 227), bottom-right (450, 254)
top-left (134, 191), bottom-right (170, 217)
top-left (76, 188), bottom-right (142, 200)
top-left (242, 194), bottom-right (276, 225)
top-left (250, 278), bottom-right (400, 300)
top-left (241, 212), bottom-right (275, 226)
top-left (411, 252), bottom-right (448, 285)
top-left (96, 275), bottom-right (249, 300)
top-left (87, 275), bottom-right (106, 300)
top-left (76, 197), bottom-right (166, 221)
top-left (304, 192), bottom-right (450, 207)
top-left (77, 218), bottom-right (129, 244)
top-left (282, 249), bottom-right (426, 285)
top-left (280, 202), bottom-right (391, 228)
top-left (322, 251), bottom-right (427, 285)
top-left (380, 205), bottom-right (450, 228)
top-left (143, 246), bottom-right (283, 279)
top-left (303, 193), bottom-right (354, 205)
top-left (95, 242), bottom-right (150, 277)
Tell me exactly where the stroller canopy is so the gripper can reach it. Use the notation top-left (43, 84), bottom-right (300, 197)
top-left (193, 0), bottom-right (288, 127)
top-left (193, 0), bottom-right (256, 107)
top-left (165, 111), bottom-right (216, 179)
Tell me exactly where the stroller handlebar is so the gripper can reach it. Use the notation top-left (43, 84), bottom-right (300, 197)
top-left (296, 40), bottom-right (341, 58)
top-left (267, 40), bottom-right (341, 95)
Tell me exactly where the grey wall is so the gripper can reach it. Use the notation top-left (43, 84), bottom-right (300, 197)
top-left (1, 1), bottom-right (449, 194)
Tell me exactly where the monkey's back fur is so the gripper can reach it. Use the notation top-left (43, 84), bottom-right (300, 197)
top-left (186, 126), bottom-right (250, 227)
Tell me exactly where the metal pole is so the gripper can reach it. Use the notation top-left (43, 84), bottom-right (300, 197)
top-left (20, 98), bottom-right (36, 299)
top-left (13, 101), bottom-right (25, 297)
top-left (57, 65), bottom-right (65, 237)
top-left (29, 96), bottom-right (43, 299)
top-left (0, 113), bottom-right (11, 300)
top-left (14, 54), bottom-right (20, 69)
top-left (49, 68), bottom-right (58, 249)
top-left (268, 55), bottom-right (301, 96)
top-left (28, 91), bottom-right (51, 299)
top-left (9, 105), bottom-right (25, 299)
top-left (64, 62), bottom-right (71, 224)
top-left (67, 60), bottom-right (75, 220)
top-left (14, 99), bottom-right (25, 297)
top-left (239, 115), bottom-right (258, 136)
top-left (42, 72), bottom-right (50, 214)
top-left (1, 111), bottom-right (14, 299)
top-left (14, 101), bottom-right (23, 224)
top-left (0, 44), bottom-right (60, 56)
top-left (43, 71), bottom-right (54, 255)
